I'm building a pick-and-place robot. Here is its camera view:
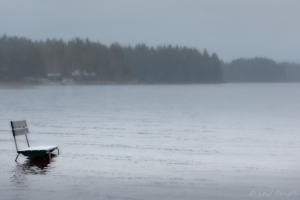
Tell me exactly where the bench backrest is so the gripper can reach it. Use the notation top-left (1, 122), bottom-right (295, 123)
top-left (11, 120), bottom-right (30, 151)
top-left (11, 120), bottom-right (29, 137)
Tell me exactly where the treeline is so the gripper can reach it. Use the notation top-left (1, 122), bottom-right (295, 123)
top-left (222, 58), bottom-right (287, 82)
top-left (125, 44), bottom-right (222, 83)
top-left (0, 35), bottom-right (223, 83)
top-left (281, 62), bottom-right (300, 82)
top-left (222, 58), bottom-right (300, 82)
top-left (0, 35), bottom-right (133, 82)
top-left (1, 34), bottom-right (300, 84)
top-left (0, 36), bottom-right (45, 80)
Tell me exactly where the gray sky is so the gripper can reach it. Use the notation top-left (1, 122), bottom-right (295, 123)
top-left (1, 0), bottom-right (300, 63)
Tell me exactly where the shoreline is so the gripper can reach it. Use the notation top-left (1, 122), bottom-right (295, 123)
top-left (1, 80), bottom-right (298, 89)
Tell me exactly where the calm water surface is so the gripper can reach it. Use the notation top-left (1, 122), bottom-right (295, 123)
top-left (0, 84), bottom-right (299, 200)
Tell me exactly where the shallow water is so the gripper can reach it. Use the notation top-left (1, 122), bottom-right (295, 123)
top-left (0, 84), bottom-right (299, 200)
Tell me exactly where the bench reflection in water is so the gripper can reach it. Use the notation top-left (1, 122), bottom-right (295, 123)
top-left (11, 154), bottom-right (57, 189)
top-left (15, 154), bottom-right (57, 175)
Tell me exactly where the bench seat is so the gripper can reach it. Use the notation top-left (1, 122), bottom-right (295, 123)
top-left (18, 145), bottom-right (58, 152)
top-left (18, 145), bottom-right (58, 157)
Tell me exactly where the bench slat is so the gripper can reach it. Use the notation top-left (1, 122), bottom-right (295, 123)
top-left (13, 128), bottom-right (29, 136)
top-left (11, 120), bottom-right (27, 129)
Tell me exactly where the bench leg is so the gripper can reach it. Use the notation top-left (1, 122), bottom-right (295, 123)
top-left (15, 153), bottom-right (20, 162)
top-left (48, 152), bottom-right (51, 162)
top-left (57, 148), bottom-right (59, 155)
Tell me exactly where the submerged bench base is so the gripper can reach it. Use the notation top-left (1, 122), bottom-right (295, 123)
top-left (15, 148), bottom-right (59, 161)
top-left (20, 149), bottom-right (58, 157)
top-left (22, 151), bottom-right (48, 157)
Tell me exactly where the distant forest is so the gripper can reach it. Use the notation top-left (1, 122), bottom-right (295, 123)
top-left (222, 58), bottom-right (300, 82)
top-left (222, 58), bottom-right (286, 82)
top-left (0, 34), bottom-right (300, 83)
top-left (125, 44), bottom-right (222, 83)
top-left (0, 35), bottom-right (133, 82)
top-left (0, 35), bottom-right (222, 83)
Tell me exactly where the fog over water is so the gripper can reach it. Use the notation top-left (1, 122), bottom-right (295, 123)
top-left (1, 0), bottom-right (300, 63)
top-left (0, 84), bottom-right (299, 200)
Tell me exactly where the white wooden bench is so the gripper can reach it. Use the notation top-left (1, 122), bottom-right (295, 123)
top-left (11, 120), bottom-right (59, 162)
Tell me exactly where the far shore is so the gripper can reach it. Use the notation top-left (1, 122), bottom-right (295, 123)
top-left (2, 80), bottom-right (298, 89)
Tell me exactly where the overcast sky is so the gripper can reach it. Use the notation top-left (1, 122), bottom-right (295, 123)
top-left (1, 0), bottom-right (299, 63)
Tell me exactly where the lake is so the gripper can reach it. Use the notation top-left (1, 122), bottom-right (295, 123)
top-left (0, 83), bottom-right (299, 200)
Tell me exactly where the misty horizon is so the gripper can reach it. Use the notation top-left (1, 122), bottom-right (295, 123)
top-left (2, 34), bottom-right (300, 84)
top-left (1, 0), bottom-right (300, 63)
top-left (1, 33), bottom-right (300, 66)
